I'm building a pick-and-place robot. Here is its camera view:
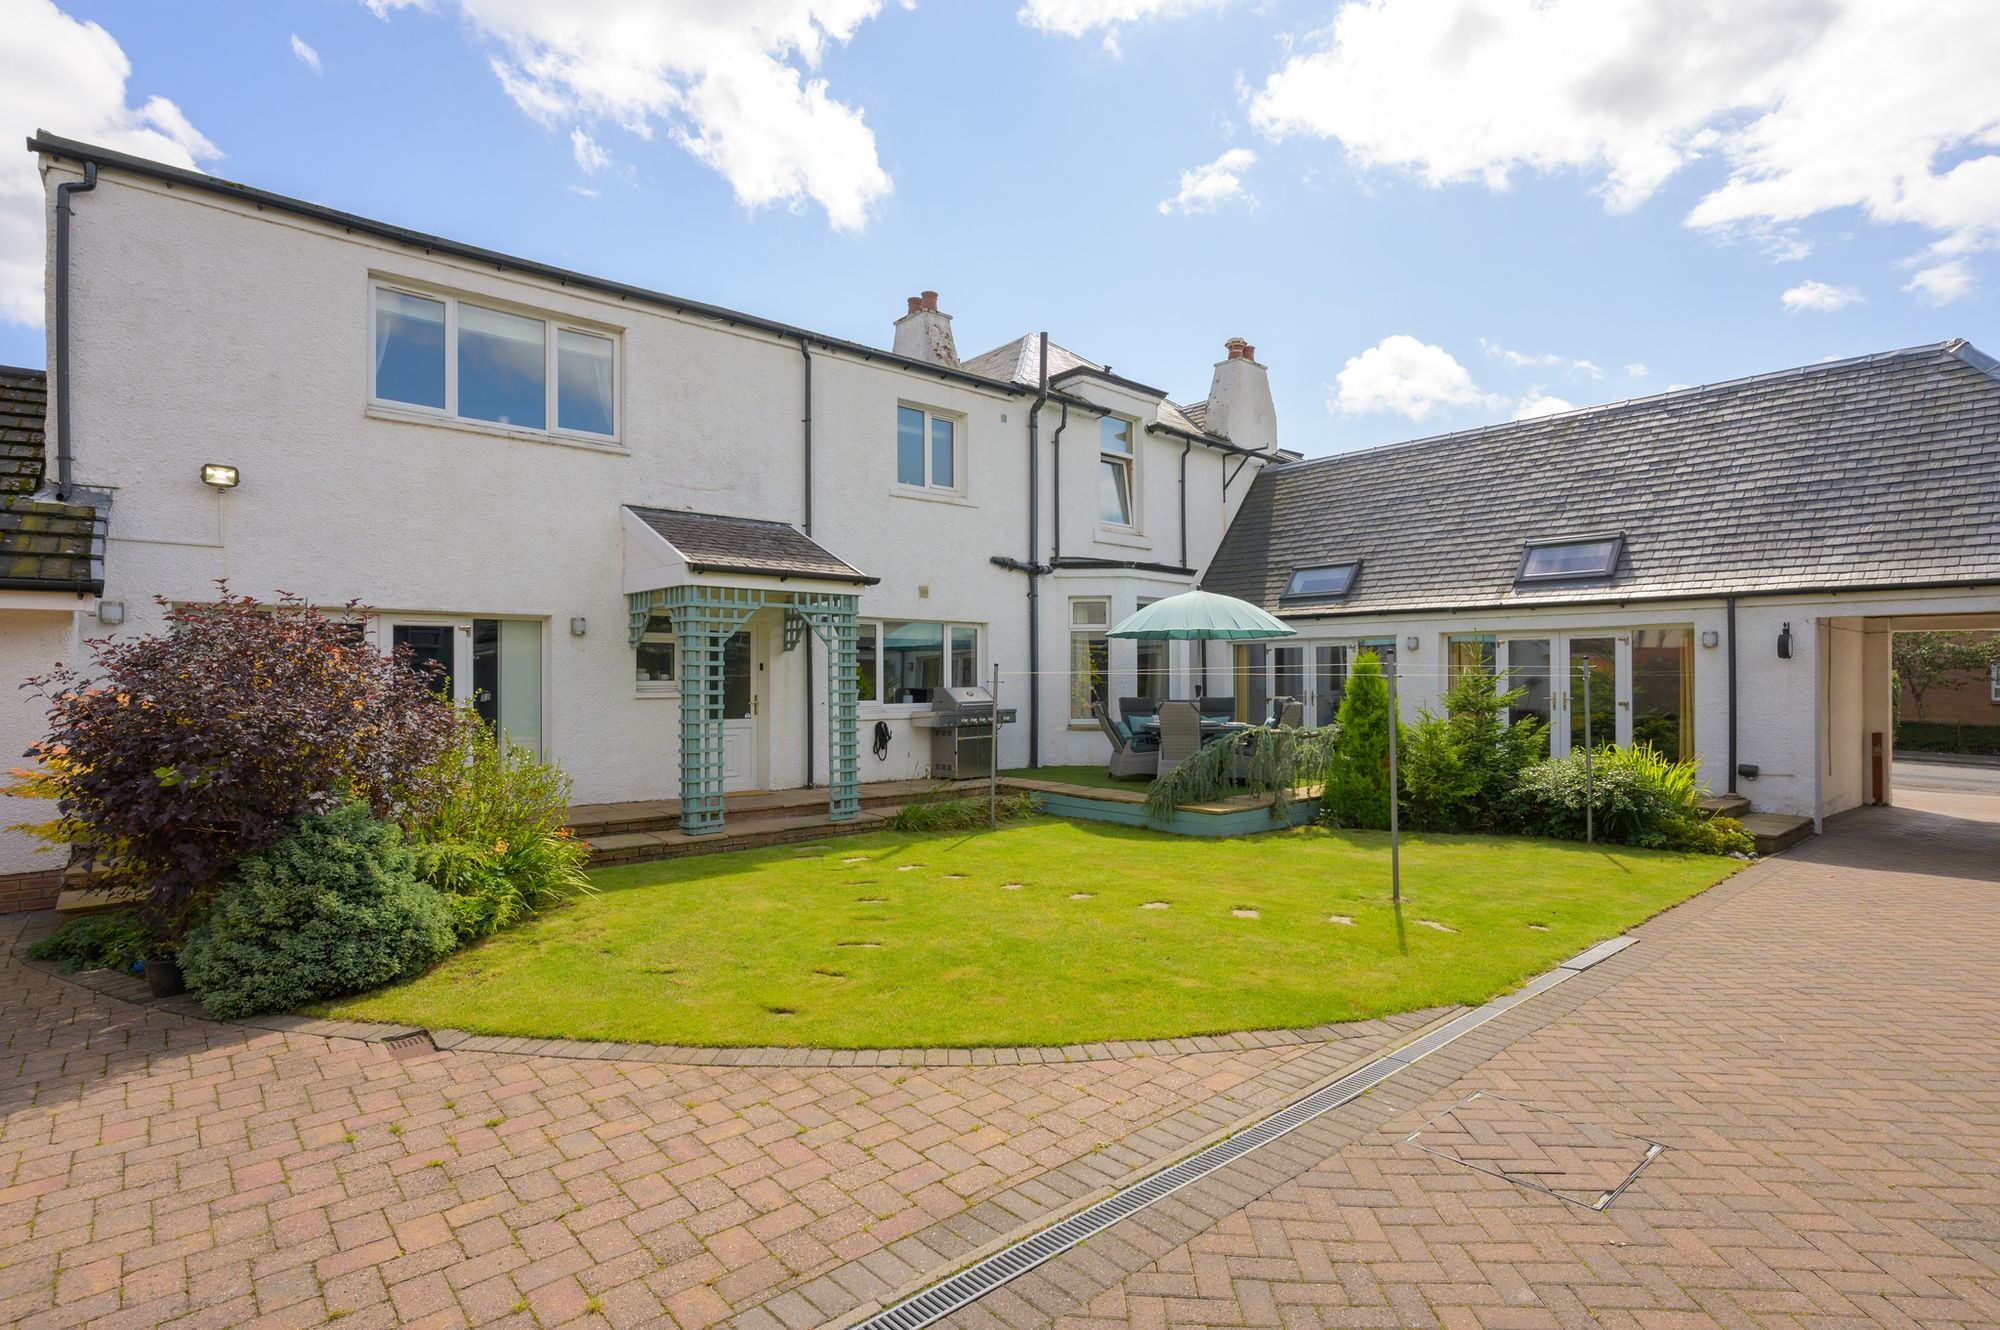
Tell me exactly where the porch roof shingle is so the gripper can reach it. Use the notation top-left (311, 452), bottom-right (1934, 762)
top-left (1202, 340), bottom-right (2000, 616)
top-left (625, 506), bottom-right (877, 585)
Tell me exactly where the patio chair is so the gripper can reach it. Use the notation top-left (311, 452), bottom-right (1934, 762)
top-left (1094, 701), bottom-right (1159, 780)
top-left (1118, 696), bottom-right (1159, 729)
top-left (1197, 696), bottom-right (1234, 721)
top-left (1155, 700), bottom-right (1204, 778)
top-left (1276, 699), bottom-right (1304, 728)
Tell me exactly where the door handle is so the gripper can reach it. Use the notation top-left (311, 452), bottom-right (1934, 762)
top-left (752, 694), bottom-right (759, 717)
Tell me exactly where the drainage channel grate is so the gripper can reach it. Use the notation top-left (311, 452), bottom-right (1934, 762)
top-left (381, 1030), bottom-right (437, 1059)
top-left (848, 936), bottom-right (1635, 1330)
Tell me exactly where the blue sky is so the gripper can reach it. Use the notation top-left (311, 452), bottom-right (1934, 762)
top-left (2, 0), bottom-right (1995, 456)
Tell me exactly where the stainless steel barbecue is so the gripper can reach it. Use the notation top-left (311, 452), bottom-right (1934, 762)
top-left (911, 684), bottom-right (1017, 780)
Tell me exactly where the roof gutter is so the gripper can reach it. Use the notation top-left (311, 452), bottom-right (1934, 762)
top-left (51, 158), bottom-right (96, 500)
top-left (682, 561), bottom-right (879, 586)
top-left (1264, 577), bottom-right (2000, 621)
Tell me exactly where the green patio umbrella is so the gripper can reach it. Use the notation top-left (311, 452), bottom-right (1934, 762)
top-left (1106, 589), bottom-right (1296, 640)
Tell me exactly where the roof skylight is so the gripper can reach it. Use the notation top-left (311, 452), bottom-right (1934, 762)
top-left (1282, 562), bottom-right (1360, 602)
top-left (1517, 536), bottom-right (1623, 584)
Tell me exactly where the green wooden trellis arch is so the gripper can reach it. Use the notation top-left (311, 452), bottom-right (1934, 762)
top-left (628, 583), bottom-right (861, 834)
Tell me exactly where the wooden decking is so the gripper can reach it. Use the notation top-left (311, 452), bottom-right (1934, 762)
top-left (568, 778), bottom-right (987, 865)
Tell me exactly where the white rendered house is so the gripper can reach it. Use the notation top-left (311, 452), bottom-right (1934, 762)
top-left (0, 135), bottom-right (1284, 887)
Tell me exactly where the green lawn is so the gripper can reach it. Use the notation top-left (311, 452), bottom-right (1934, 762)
top-left (1001, 764), bottom-right (1151, 792)
top-left (319, 818), bottom-right (1736, 1048)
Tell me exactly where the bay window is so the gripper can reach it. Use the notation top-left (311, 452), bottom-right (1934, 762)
top-left (1070, 598), bottom-right (1110, 719)
top-left (370, 282), bottom-right (618, 441)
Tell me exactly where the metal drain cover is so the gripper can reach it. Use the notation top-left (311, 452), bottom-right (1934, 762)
top-left (1405, 1091), bottom-right (1664, 1210)
top-left (381, 1030), bottom-right (437, 1059)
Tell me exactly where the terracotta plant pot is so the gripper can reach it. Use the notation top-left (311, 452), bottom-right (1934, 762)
top-left (143, 955), bottom-right (185, 998)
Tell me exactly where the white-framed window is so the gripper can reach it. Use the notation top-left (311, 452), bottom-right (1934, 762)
top-left (1098, 416), bottom-right (1135, 528)
top-left (1136, 597), bottom-right (1169, 703)
top-left (1070, 598), bottom-right (1110, 720)
top-left (1990, 660), bottom-right (1999, 703)
top-left (896, 404), bottom-right (961, 492)
top-left (635, 611), bottom-right (676, 694)
top-left (382, 616), bottom-right (544, 755)
top-left (857, 620), bottom-right (981, 705)
top-left (371, 282), bottom-right (619, 442)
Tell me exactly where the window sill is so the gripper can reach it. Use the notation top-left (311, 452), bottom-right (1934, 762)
top-left (889, 485), bottom-right (973, 508)
top-left (860, 703), bottom-right (929, 720)
top-left (635, 686), bottom-right (680, 700)
top-left (1067, 720), bottom-right (1099, 731)
top-left (366, 404), bottom-right (628, 455)
top-left (1093, 526), bottom-right (1152, 550)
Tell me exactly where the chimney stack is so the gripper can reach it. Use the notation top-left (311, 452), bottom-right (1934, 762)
top-left (892, 290), bottom-right (958, 368)
top-left (1202, 337), bottom-right (1277, 453)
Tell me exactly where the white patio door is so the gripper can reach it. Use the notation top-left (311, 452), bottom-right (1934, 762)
top-left (1552, 634), bottom-right (1631, 755)
top-left (719, 628), bottom-right (763, 792)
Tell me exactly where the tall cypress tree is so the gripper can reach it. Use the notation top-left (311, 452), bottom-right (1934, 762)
top-left (1321, 649), bottom-right (1401, 830)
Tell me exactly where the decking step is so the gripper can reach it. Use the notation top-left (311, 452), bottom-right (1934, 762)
top-left (1738, 812), bottom-right (1814, 855)
top-left (566, 778), bottom-right (982, 839)
top-left (1698, 793), bottom-right (1752, 819)
top-left (582, 808), bottom-right (897, 866)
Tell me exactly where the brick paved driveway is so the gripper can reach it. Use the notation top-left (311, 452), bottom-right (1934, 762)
top-left (944, 789), bottom-right (2000, 1330)
top-left (0, 918), bottom-right (1428, 1330)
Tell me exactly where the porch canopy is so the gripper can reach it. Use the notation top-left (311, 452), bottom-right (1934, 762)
top-left (622, 505), bottom-right (878, 835)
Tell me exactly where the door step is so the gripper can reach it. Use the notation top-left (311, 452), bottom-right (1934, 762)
top-left (1737, 812), bottom-right (1814, 855)
top-left (583, 808), bottom-right (898, 865)
top-left (1698, 793), bottom-right (1752, 819)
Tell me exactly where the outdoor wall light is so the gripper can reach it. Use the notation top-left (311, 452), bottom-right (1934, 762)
top-left (200, 463), bottom-right (240, 489)
top-left (570, 617), bottom-right (588, 637)
top-left (96, 599), bottom-right (125, 626)
top-left (1776, 623), bottom-right (1793, 659)
top-left (1403, 635), bottom-right (1420, 652)
top-left (1700, 630), bottom-right (1719, 648)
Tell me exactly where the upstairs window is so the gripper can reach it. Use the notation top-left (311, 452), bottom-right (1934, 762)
top-left (371, 283), bottom-right (618, 441)
top-left (1099, 416), bottom-right (1134, 527)
top-left (1517, 535), bottom-right (1622, 584)
top-left (895, 405), bottom-right (960, 491)
top-left (1281, 562), bottom-right (1359, 603)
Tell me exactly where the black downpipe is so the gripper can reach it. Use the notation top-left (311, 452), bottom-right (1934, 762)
top-left (1178, 437), bottom-right (1193, 570)
top-left (1725, 595), bottom-right (1738, 794)
top-left (1025, 334), bottom-right (1049, 767)
top-left (799, 337), bottom-right (815, 788)
top-left (1049, 399), bottom-right (1069, 563)
top-left (53, 161), bottom-right (98, 500)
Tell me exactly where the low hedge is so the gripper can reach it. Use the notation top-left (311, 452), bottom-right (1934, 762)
top-left (1895, 720), bottom-right (2000, 755)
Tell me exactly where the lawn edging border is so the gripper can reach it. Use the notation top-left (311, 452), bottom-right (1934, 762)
top-left (10, 913), bottom-right (1459, 1064)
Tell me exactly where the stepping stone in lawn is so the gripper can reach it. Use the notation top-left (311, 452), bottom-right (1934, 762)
top-left (1140, 901), bottom-right (1170, 910)
top-left (855, 897), bottom-right (886, 904)
top-left (1000, 882), bottom-right (1025, 891)
top-left (836, 940), bottom-right (881, 948)
top-left (1327, 914), bottom-right (1355, 925)
top-left (942, 874), bottom-right (966, 881)
top-left (1528, 923), bottom-right (1550, 931)
top-left (1068, 892), bottom-right (1094, 901)
top-left (1417, 919), bottom-right (1457, 933)
top-left (897, 865), bottom-right (922, 872)
top-left (842, 857), bottom-right (867, 866)
top-left (1231, 908), bottom-right (1261, 920)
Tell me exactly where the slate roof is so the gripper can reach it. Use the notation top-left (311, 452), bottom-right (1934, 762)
top-left (625, 506), bottom-right (877, 585)
top-left (960, 334), bottom-right (1218, 441)
top-left (0, 366), bottom-right (106, 593)
top-left (1203, 340), bottom-right (2000, 616)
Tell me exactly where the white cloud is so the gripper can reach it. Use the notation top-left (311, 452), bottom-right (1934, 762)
top-left (1247, 0), bottom-right (2000, 286)
top-left (290, 34), bottom-right (323, 73)
top-left (1159, 147), bottom-right (1256, 215)
top-left (568, 183), bottom-right (601, 199)
top-left (570, 127), bottom-right (610, 173)
top-left (1903, 259), bottom-right (1974, 305)
top-left (1479, 338), bottom-right (1603, 378)
top-left (1, 0), bottom-right (218, 326)
top-left (1512, 389), bottom-right (1576, 420)
top-left (372, 1), bottom-right (894, 232)
top-left (1779, 278), bottom-right (1862, 312)
top-left (1332, 335), bottom-right (1494, 421)
top-left (1624, 363), bottom-right (1649, 378)
top-left (1019, 0), bottom-right (1230, 51)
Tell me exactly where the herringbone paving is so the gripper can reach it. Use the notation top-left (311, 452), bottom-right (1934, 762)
top-left (939, 793), bottom-right (2000, 1330)
top-left (0, 919), bottom-right (1428, 1329)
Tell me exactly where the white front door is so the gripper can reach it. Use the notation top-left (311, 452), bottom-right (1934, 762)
top-left (719, 628), bottom-right (762, 792)
top-left (1552, 634), bottom-right (1631, 755)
